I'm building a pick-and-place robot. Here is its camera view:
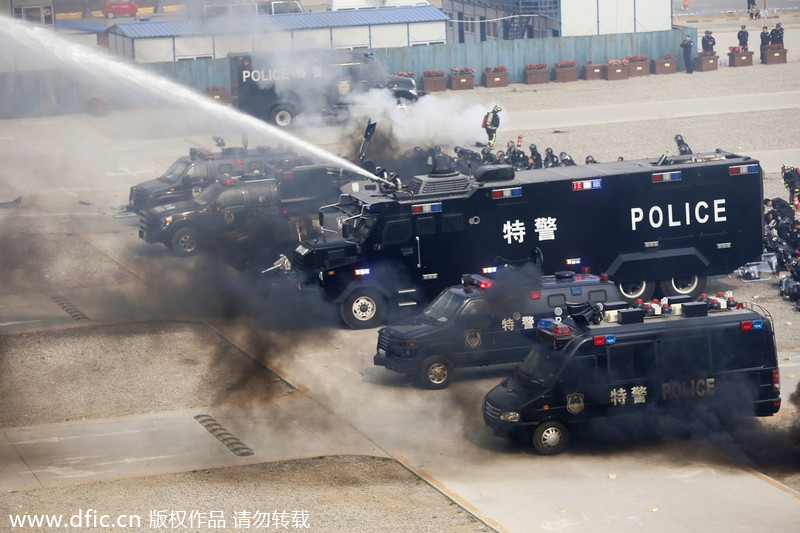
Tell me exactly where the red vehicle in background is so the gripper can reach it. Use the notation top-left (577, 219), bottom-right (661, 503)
top-left (102, 0), bottom-right (138, 19)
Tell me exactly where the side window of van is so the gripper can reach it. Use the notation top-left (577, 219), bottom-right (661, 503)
top-left (218, 164), bottom-right (234, 176)
top-left (546, 293), bottom-right (566, 309)
top-left (382, 219), bottom-right (412, 244)
top-left (459, 299), bottom-right (490, 326)
top-left (608, 341), bottom-right (656, 381)
top-left (713, 326), bottom-right (770, 370)
top-left (186, 163), bottom-right (208, 178)
top-left (660, 336), bottom-right (710, 377)
top-left (588, 289), bottom-right (609, 303)
top-left (248, 160), bottom-right (264, 172)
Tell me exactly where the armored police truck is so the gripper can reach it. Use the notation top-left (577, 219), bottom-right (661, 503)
top-left (375, 269), bottom-right (622, 388)
top-left (229, 50), bottom-right (418, 128)
top-left (289, 151), bottom-right (763, 328)
top-left (128, 138), bottom-right (310, 213)
top-left (482, 296), bottom-right (782, 455)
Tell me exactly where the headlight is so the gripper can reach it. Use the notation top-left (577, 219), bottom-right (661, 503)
top-left (500, 411), bottom-right (520, 422)
top-left (160, 215), bottom-right (173, 228)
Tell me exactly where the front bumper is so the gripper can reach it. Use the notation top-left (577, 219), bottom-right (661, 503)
top-left (373, 353), bottom-right (419, 375)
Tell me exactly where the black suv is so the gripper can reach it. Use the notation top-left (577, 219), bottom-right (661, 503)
top-left (128, 137), bottom-right (313, 213)
top-left (374, 269), bottom-right (622, 389)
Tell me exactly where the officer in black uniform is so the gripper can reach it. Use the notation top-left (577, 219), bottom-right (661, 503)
top-left (484, 105), bottom-right (501, 148)
top-left (770, 22), bottom-right (784, 47)
top-left (765, 197), bottom-right (795, 221)
top-left (543, 148), bottom-right (559, 168)
top-left (782, 165), bottom-right (800, 205)
top-left (760, 25), bottom-right (771, 62)
top-left (585, 155), bottom-right (598, 164)
top-left (529, 144), bottom-right (543, 169)
top-left (559, 152), bottom-right (576, 166)
top-left (674, 134), bottom-right (692, 155)
top-left (738, 25), bottom-right (749, 51)
top-left (701, 30), bottom-right (716, 53)
top-left (481, 147), bottom-right (498, 165)
top-left (680, 35), bottom-right (694, 73)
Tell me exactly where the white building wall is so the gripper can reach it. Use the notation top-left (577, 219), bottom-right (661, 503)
top-left (134, 38), bottom-right (175, 63)
top-left (561, 0), bottom-right (671, 37)
top-left (408, 21), bottom-right (446, 44)
top-left (332, 26), bottom-right (371, 49)
top-left (213, 34), bottom-right (255, 58)
top-left (292, 29), bottom-right (331, 49)
top-left (174, 36), bottom-right (215, 60)
top-left (369, 24), bottom-right (409, 48)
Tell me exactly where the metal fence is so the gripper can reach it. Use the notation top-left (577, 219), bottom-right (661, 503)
top-left (1, 28), bottom-right (693, 118)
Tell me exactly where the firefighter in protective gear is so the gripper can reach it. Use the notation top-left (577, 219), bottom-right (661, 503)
top-left (529, 144), bottom-right (543, 169)
top-left (782, 165), bottom-right (800, 208)
top-left (543, 147), bottom-right (559, 168)
top-left (674, 134), bottom-right (692, 155)
top-left (484, 105), bottom-right (501, 148)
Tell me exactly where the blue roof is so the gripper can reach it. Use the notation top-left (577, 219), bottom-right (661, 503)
top-left (109, 6), bottom-right (448, 38)
top-left (55, 20), bottom-right (109, 33)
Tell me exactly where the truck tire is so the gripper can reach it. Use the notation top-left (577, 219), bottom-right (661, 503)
top-left (616, 280), bottom-right (655, 303)
top-left (532, 420), bottom-right (569, 455)
top-left (105, 11), bottom-right (115, 19)
top-left (417, 356), bottom-right (453, 389)
top-left (269, 105), bottom-right (295, 128)
top-left (660, 275), bottom-right (706, 299)
top-left (171, 227), bottom-right (201, 256)
top-left (341, 289), bottom-right (386, 329)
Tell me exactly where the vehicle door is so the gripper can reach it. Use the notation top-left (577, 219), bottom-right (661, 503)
top-left (212, 187), bottom-right (247, 232)
top-left (555, 341), bottom-right (608, 422)
top-left (182, 162), bottom-right (210, 198)
top-left (482, 295), bottom-right (532, 364)
top-left (449, 297), bottom-right (496, 367)
top-left (605, 338), bottom-right (658, 417)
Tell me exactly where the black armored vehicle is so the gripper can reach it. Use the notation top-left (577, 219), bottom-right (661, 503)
top-left (138, 163), bottom-right (343, 256)
top-left (483, 295), bottom-right (782, 455)
top-left (288, 150), bottom-right (764, 328)
top-left (128, 137), bottom-right (313, 213)
top-left (375, 269), bottom-right (622, 388)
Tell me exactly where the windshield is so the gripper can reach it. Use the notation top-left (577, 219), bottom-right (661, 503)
top-left (516, 344), bottom-right (566, 388)
top-left (422, 291), bottom-right (466, 323)
top-left (194, 182), bottom-right (224, 205)
top-left (159, 159), bottom-right (190, 184)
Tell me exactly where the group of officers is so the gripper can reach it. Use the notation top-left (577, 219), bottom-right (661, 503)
top-left (765, 166), bottom-right (800, 252)
top-left (479, 142), bottom-right (581, 170)
top-left (736, 22), bottom-right (785, 61)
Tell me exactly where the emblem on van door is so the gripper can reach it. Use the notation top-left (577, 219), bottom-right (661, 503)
top-left (192, 187), bottom-right (202, 197)
top-left (224, 211), bottom-right (234, 224)
top-left (566, 392), bottom-right (584, 414)
top-left (465, 329), bottom-right (482, 348)
top-left (338, 80), bottom-right (351, 96)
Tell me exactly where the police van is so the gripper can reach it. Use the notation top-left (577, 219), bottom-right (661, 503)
top-left (128, 138), bottom-right (310, 213)
top-left (228, 50), bottom-right (418, 128)
top-left (374, 269), bottom-right (621, 388)
top-left (289, 151), bottom-right (764, 328)
top-left (482, 296), bottom-right (782, 455)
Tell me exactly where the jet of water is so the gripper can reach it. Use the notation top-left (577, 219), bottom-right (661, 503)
top-left (0, 14), bottom-right (377, 181)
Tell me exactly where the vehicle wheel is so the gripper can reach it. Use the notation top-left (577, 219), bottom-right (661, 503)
top-left (269, 105), bottom-right (295, 128)
top-left (532, 420), bottom-right (569, 455)
top-left (417, 356), bottom-right (453, 389)
top-left (341, 289), bottom-right (386, 329)
top-left (171, 227), bottom-right (201, 256)
top-left (105, 11), bottom-right (115, 19)
top-left (659, 275), bottom-right (706, 299)
top-left (616, 279), bottom-right (655, 303)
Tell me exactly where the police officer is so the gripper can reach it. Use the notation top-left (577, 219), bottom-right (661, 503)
top-left (529, 144), bottom-right (543, 169)
top-left (764, 197), bottom-right (795, 221)
top-left (789, 219), bottom-right (800, 250)
top-left (674, 134), bottom-right (692, 155)
top-left (585, 155), bottom-right (598, 164)
top-left (484, 105), bottom-right (501, 148)
top-left (770, 22), bottom-right (784, 47)
top-left (559, 152), bottom-right (576, 166)
top-left (701, 30), bottom-right (716, 53)
top-left (481, 146), bottom-right (498, 165)
top-left (680, 35), bottom-right (695, 73)
top-left (782, 165), bottom-right (800, 206)
top-left (760, 25), bottom-right (771, 62)
top-left (543, 147), bottom-right (559, 168)
top-left (738, 25), bottom-right (749, 51)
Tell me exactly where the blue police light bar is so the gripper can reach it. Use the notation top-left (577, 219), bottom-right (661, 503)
top-left (492, 187), bottom-right (523, 199)
top-left (652, 171), bottom-right (681, 183)
top-left (572, 179), bottom-right (603, 191)
top-left (411, 202), bottom-right (442, 214)
top-left (729, 164), bottom-right (760, 176)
